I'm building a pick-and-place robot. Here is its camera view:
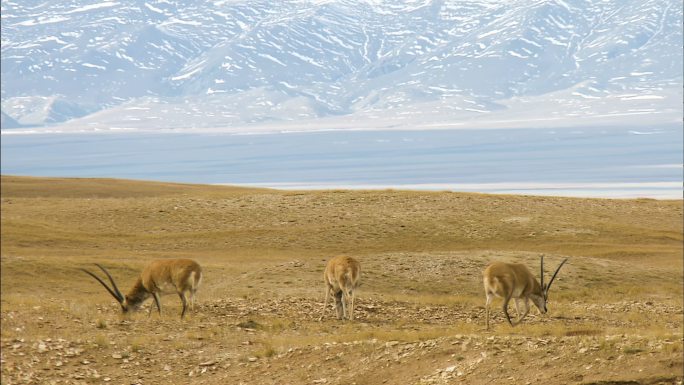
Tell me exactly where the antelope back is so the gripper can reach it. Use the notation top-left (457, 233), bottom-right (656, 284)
top-left (141, 259), bottom-right (202, 293)
top-left (484, 261), bottom-right (541, 298)
top-left (325, 256), bottom-right (360, 290)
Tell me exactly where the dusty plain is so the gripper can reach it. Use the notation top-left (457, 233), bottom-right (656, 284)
top-left (1, 175), bottom-right (682, 385)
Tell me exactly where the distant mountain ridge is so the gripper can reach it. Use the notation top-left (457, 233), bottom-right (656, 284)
top-left (1, 0), bottom-right (682, 131)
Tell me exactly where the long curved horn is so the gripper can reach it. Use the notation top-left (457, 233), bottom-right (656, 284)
top-left (545, 258), bottom-right (568, 294)
top-left (81, 267), bottom-right (123, 303)
top-left (540, 254), bottom-right (545, 289)
top-left (94, 264), bottom-right (124, 301)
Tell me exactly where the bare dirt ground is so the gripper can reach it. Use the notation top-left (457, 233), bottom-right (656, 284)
top-left (1, 176), bottom-right (682, 385)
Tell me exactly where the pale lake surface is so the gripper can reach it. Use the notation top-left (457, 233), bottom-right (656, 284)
top-left (1, 125), bottom-right (682, 198)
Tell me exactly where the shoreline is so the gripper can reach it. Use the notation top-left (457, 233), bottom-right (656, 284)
top-left (222, 181), bottom-right (683, 200)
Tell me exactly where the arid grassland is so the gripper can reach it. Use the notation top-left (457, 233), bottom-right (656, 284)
top-left (1, 175), bottom-right (682, 385)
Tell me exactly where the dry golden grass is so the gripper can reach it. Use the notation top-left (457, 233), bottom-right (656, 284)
top-left (1, 175), bottom-right (682, 385)
top-left (2, 175), bottom-right (681, 262)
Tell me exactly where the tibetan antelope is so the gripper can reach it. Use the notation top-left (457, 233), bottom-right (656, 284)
top-left (81, 259), bottom-right (202, 319)
top-left (319, 256), bottom-right (361, 321)
top-left (483, 255), bottom-right (567, 329)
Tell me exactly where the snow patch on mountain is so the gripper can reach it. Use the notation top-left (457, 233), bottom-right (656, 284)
top-left (1, 0), bottom-right (682, 132)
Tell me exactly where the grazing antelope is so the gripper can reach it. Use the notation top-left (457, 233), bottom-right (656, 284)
top-left (483, 255), bottom-right (567, 329)
top-left (81, 259), bottom-right (202, 319)
top-left (319, 256), bottom-right (361, 321)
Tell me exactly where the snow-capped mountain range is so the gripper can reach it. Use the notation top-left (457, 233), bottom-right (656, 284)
top-left (1, 0), bottom-right (682, 132)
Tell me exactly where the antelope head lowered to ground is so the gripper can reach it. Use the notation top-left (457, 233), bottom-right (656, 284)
top-left (483, 255), bottom-right (567, 329)
top-left (319, 256), bottom-right (361, 321)
top-left (81, 259), bottom-right (202, 319)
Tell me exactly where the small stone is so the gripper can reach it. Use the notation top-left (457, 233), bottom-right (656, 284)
top-left (112, 353), bottom-right (123, 359)
top-left (248, 357), bottom-right (258, 362)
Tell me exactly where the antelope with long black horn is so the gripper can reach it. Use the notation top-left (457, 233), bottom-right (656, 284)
top-left (483, 255), bottom-right (568, 329)
top-left (81, 259), bottom-right (202, 319)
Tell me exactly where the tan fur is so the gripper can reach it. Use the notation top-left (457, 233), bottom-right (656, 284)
top-left (483, 256), bottom-right (567, 329)
top-left (134, 259), bottom-right (202, 318)
top-left (84, 258), bottom-right (202, 319)
top-left (319, 256), bottom-right (361, 321)
top-left (483, 261), bottom-right (544, 329)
